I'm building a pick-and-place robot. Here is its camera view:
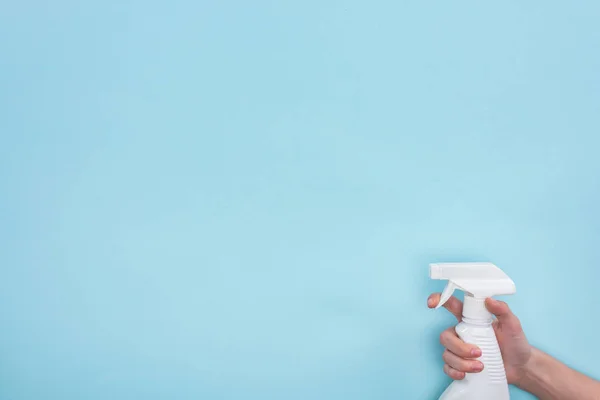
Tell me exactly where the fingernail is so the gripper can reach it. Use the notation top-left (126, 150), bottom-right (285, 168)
top-left (471, 348), bottom-right (481, 357)
top-left (427, 298), bottom-right (434, 307)
top-left (473, 362), bottom-right (484, 372)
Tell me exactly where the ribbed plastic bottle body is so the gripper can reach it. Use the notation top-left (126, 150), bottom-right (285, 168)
top-left (439, 321), bottom-right (510, 400)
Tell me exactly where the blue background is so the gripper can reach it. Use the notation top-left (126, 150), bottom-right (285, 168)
top-left (1, 1), bottom-right (599, 399)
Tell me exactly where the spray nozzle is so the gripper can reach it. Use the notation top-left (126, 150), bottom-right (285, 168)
top-left (430, 262), bottom-right (516, 309)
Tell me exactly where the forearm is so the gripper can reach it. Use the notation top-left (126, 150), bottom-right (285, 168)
top-left (517, 347), bottom-right (600, 400)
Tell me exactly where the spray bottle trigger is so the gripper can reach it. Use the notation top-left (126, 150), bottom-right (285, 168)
top-left (436, 282), bottom-right (457, 309)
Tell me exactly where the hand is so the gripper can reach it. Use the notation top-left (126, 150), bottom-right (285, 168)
top-left (427, 293), bottom-right (533, 386)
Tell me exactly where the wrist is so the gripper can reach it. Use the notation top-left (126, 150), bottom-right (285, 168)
top-left (515, 347), bottom-right (545, 391)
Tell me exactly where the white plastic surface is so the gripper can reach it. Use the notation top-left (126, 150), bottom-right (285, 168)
top-left (439, 322), bottom-right (509, 400)
top-left (430, 262), bottom-right (515, 400)
top-left (430, 262), bottom-right (516, 300)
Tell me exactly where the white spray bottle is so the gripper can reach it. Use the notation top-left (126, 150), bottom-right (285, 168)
top-left (430, 262), bottom-right (516, 400)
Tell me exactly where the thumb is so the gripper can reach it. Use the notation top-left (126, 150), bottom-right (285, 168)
top-left (485, 298), bottom-right (515, 324)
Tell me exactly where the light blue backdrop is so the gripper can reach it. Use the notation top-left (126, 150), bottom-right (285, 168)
top-left (1, 1), bottom-right (599, 399)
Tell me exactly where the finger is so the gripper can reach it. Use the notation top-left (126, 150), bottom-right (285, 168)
top-left (439, 328), bottom-right (482, 358)
top-left (485, 298), bottom-right (511, 319)
top-left (428, 293), bottom-right (463, 321)
top-left (443, 364), bottom-right (466, 380)
top-left (443, 350), bottom-right (484, 373)
top-left (485, 298), bottom-right (521, 328)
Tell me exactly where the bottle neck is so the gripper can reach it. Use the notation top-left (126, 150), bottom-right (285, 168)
top-left (462, 294), bottom-right (493, 325)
